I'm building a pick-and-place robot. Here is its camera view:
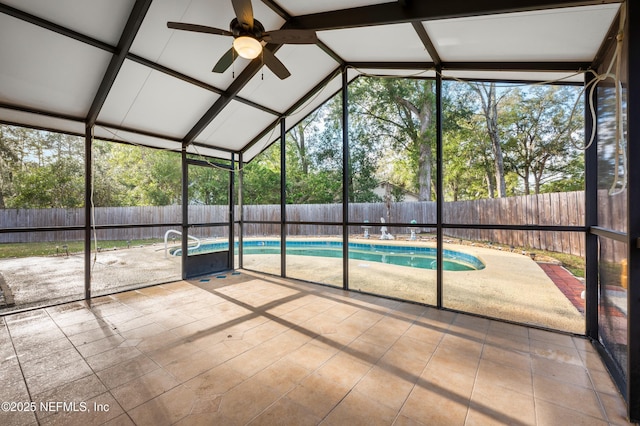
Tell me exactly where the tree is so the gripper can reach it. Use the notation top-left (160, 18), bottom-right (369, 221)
top-left (281, 97), bottom-right (341, 204)
top-left (502, 86), bottom-right (584, 194)
top-left (0, 76), bottom-right (588, 211)
top-left (348, 125), bottom-right (383, 203)
top-left (442, 83), bottom-right (496, 201)
top-left (189, 163), bottom-right (229, 205)
top-left (242, 142), bottom-right (281, 204)
top-left (288, 112), bottom-right (319, 175)
top-left (350, 78), bottom-right (436, 201)
top-left (0, 125), bottom-right (20, 208)
top-left (2, 127), bottom-right (84, 208)
top-left (147, 150), bottom-right (181, 205)
top-left (470, 82), bottom-right (508, 198)
top-left (443, 120), bottom-right (495, 201)
top-left (91, 141), bottom-right (127, 207)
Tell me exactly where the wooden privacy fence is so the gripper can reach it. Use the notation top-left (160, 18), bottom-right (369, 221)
top-left (443, 191), bottom-right (586, 257)
top-left (0, 190), bottom-right (626, 258)
top-left (0, 205), bottom-right (229, 243)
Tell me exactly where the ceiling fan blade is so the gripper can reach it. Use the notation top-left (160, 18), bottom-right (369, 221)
top-left (167, 22), bottom-right (232, 36)
top-left (262, 29), bottom-right (318, 45)
top-left (232, 0), bottom-right (254, 28)
top-left (212, 48), bottom-right (235, 73)
top-left (262, 48), bottom-right (291, 80)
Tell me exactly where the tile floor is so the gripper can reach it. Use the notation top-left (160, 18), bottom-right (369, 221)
top-left (0, 271), bottom-right (634, 426)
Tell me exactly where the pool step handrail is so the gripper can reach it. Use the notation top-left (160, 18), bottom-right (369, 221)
top-left (164, 229), bottom-right (200, 258)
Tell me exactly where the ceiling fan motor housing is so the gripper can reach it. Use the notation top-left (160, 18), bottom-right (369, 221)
top-left (230, 17), bottom-right (264, 40)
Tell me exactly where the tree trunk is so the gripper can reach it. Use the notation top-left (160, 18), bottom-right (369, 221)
top-left (451, 181), bottom-right (459, 202)
top-left (395, 83), bottom-right (434, 202)
top-left (475, 83), bottom-right (507, 198)
top-left (293, 126), bottom-right (308, 174)
top-left (486, 173), bottom-right (495, 198)
top-left (417, 141), bottom-right (432, 201)
top-left (523, 165), bottom-right (530, 195)
top-left (534, 169), bottom-right (544, 194)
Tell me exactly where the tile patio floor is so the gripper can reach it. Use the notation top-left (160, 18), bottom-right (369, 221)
top-left (0, 271), bottom-right (634, 425)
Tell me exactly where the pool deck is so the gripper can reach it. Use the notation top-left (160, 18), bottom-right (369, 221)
top-left (1, 236), bottom-right (588, 334)
top-left (242, 237), bottom-right (586, 334)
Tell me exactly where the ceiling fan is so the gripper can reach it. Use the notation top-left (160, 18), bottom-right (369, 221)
top-left (167, 0), bottom-right (318, 80)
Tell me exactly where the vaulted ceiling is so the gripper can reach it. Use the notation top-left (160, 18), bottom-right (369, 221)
top-left (0, 0), bottom-right (622, 162)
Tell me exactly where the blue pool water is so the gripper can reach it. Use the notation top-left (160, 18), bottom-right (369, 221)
top-left (172, 240), bottom-right (485, 271)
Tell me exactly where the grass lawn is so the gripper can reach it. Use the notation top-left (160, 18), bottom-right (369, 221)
top-left (0, 239), bottom-right (165, 259)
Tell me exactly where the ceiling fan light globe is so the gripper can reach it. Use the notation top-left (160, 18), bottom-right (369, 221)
top-left (233, 36), bottom-right (261, 59)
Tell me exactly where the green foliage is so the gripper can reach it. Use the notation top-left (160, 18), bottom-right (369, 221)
top-left (1, 128), bottom-right (85, 208)
top-left (287, 169), bottom-right (342, 204)
top-left (349, 77), bottom-right (436, 201)
top-left (242, 144), bottom-right (281, 204)
top-left (11, 159), bottom-right (84, 207)
top-left (501, 86), bottom-right (584, 195)
top-left (442, 83), bottom-right (494, 201)
top-left (0, 78), bottom-right (586, 210)
top-left (440, 81), bottom-right (584, 199)
top-left (238, 93), bottom-right (381, 205)
top-left (92, 142), bottom-right (182, 207)
top-left (189, 163), bottom-right (229, 205)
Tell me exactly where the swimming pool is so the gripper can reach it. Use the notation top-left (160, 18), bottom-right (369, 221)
top-left (172, 240), bottom-right (485, 271)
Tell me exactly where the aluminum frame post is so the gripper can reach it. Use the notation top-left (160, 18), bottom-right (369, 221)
top-left (584, 70), bottom-right (598, 339)
top-left (181, 146), bottom-right (188, 279)
top-left (342, 67), bottom-right (350, 291)
top-left (626, 1), bottom-right (640, 420)
top-left (436, 68), bottom-right (443, 308)
top-left (84, 125), bottom-right (93, 304)
top-left (238, 153), bottom-right (244, 269)
top-left (280, 119), bottom-right (287, 277)
top-left (229, 153), bottom-right (235, 269)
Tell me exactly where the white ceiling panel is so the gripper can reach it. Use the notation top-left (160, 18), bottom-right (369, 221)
top-left (348, 68), bottom-right (360, 81)
top-left (0, 14), bottom-right (112, 117)
top-left (131, 0), bottom-right (231, 61)
top-left (139, 23), bottom-right (246, 90)
top-left (238, 45), bottom-right (339, 113)
top-left (0, 108), bottom-right (86, 136)
top-left (241, 135), bottom-right (276, 163)
top-left (350, 68), bottom-right (436, 78)
top-left (187, 145), bottom-right (233, 161)
top-left (94, 125), bottom-right (182, 151)
top-left (0, 0), bottom-right (135, 45)
top-left (277, 0), bottom-right (390, 16)
top-left (319, 23), bottom-right (431, 62)
top-left (442, 70), bottom-right (585, 84)
top-left (196, 100), bottom-right (276, 150)
top-left (425, 4), bottom-right (620, 62)
top-left (98, 60), bottom-right (220, 138)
